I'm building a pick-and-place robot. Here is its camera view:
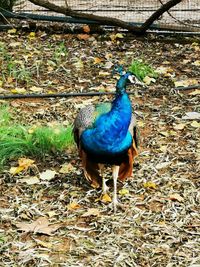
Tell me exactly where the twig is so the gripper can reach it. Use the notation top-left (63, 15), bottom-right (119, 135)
top-left (174, 85), bottom-right (200, 91)
top-left (0, 91), bottom-right (138, 100)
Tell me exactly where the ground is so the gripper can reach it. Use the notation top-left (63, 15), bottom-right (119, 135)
top-left (0, 30), bottom-right (200, 266)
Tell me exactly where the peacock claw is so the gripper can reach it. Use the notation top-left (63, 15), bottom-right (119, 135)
top-left (108, 199), bottom-right (124, 213)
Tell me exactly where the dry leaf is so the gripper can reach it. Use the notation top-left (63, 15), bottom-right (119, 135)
top-left (98, 71), bottom-right (110, 76)
top-left (155, 66), bottom-right (173, 77)
top-left (174, 79), bottom-right (198, 87)
top-left (20, 176), bottom-right (40, 185)
top-left (82, 208), bottom-right (100, 217)
top-left (59, 163), bottom-right (75, 174)
top-left (8, 28), bottom-right (17, 34)
top-left (16, 217), bottom-right (61, 235)
top-left (138, 121), bottom-right (145, 127)
top-left (169, 193), bottom-right (184, 202)
top-left (11, 88), bottom-right (27, 94)
top-left (156, 162), bottom-right (171, 170)
top-left (39, 170), bottom-right (57, 181)
top-left (101, 193), bottom-right (112, 203)
top-left (192, 60), bottom-right (200, 66)
top-left (119, 188), bottom-right (129, 196)
top-left (29, 32), bottom-right (36, 39)
top-left (34, 239), bottom-right (52, 249)
top-left (77, 34), bottom-right (90, 41)
top-left (10, 158), bottom-right (35, 175)
top-left (30, 86), bottom-right (43, 92)
top-left (143, 181), bottom-right (157, 189)
top-left (93, 57), bottom-right (103, 64)
top-left (83, 25), bottom-right (90, 33)
top-left (10, 166), bottom-right (24, 175)
top-left (9, 42), bottom-right (21, 48)
top-left (173, 123), bottom-right (185, 130)
top-left (67, 202), bottom-right (81, 211)
top-left (189, 89), bottom-right (200, 95)
top-left (143, 76), bottom-right (156, 85)
top-left (182, 112), bottom-right (200, 120)
top-left (190, 121), bottom-right (200, 128)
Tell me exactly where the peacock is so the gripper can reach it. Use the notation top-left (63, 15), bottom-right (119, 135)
top-left (73, 70), bottom-right (140, 212)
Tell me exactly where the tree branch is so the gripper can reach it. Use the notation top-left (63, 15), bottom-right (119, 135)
top-left (28, 0), bottom-right (183, 34)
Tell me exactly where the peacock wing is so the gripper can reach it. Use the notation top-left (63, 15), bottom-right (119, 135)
top-left (73, 102), bottom-right (112, 188)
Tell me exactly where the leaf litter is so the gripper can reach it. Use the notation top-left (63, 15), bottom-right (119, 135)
top-left (0, 30), bottom-right (199, 267)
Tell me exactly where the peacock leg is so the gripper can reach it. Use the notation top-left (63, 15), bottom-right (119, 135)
top-left (112, 165), bottom-right (120, 212)
top-left (99, 164), bottom-right (109, 194)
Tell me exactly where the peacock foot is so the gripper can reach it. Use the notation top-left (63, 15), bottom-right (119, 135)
top-left (108, 198), bottom-right (124, 213)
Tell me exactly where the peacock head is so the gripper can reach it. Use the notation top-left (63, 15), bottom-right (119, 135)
top-left (116, 71), bottom-right (143, 94)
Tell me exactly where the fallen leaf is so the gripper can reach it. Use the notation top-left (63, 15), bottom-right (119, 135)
top-left (39, 170), bottom-right (57, 181)
top-left (9, 42), bottom-right (21, 48)
top-left (8, 28), bottom-right (17, 34)
top-left (18, 158), bottom-right (35, 168)
top-left (155, 66), bottom-right (173, 77)
top-left (67, 202), bottom-right (81, 211)
top-left (160, 131), bottom-right (169, 137)
top-left (98, 71), bottom-right (110, 76)
top-left (119, 188), bottom-right (129, 196)
top-left (173, 123), bottom-right (186, 130)
top-left (9, 158), bottom-right (35, 175)
top-left (30, 86), bottom-right (43, 92)
top-left (138, 121), bottom-right (145, 127)
top-left (10, 166), bottom-right (24, 175)
top-left (101, 193), bottom-right (112, 203)
top-left (192, 60), bottom-right (200, 66)
top-left (110, 33), bottom-right (124, 42)
top-left (83, 25), bottom-right (90, 33)
top-left (143, 76), bottom-right (156, 85)
top-left (93, 57), bottom-right (103, 64)
top-left (29, 32), bottom-right (36, 39)
top-left (156, 162), bottom-right (171, 170)
top-left (82, 208), bottom-right (100, 217)
top-left (169, 193), bottom-right (184, 202)
top-left (47, 211), bottom-right (57, 218)
top-left (16, 217), bottom-right (61, 235)
top-left (20, 176), bottom-right (40, 185)
top-left (182, 112), bottom-right (200, 120)
top-left (77, 34), bottom-right (90, 41)
top-left (174, 79), bottom-right (198, 87)
top-left (143, 181), bottom-right (157, 189)
top-left (189, 90), bottom-right (200, 95)
top-left (34, 239), bottom-right (52, 249)
top-left (190, 121), bottom-right (200, 128)
top-left (11, 88), bottom-right (27, 94)
top-left (115, 33), bottom-right (124, 39)
top-left (59, 163), bottom-right (75, 174)
top-left (74, 59), bottom-right (84, 70)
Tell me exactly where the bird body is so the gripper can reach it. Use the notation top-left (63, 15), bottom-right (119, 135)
top-left (73, 72), bottom-right (139, 211)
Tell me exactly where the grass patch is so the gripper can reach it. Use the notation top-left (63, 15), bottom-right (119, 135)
top-left (0, 105), bottom-right (74, 166)
top-left (129, 59), bottom-right (158, 81)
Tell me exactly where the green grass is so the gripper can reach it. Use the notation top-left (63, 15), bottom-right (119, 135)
top-left (129, 59), bottom-right (158, 81)
top-left (0, 105), bottom-right (74, 166)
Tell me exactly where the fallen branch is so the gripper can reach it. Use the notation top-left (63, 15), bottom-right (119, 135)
top-left (29, 0), bottom-right (183, 34)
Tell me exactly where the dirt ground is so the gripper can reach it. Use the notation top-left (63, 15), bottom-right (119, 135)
top-left (0, 30), bottom-right (200, 266)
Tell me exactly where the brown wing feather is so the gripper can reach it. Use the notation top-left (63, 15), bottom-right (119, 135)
top-left (119, 114), bottom-right (139, 181)
top-left (119, 138), bottom-right (138, 181)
